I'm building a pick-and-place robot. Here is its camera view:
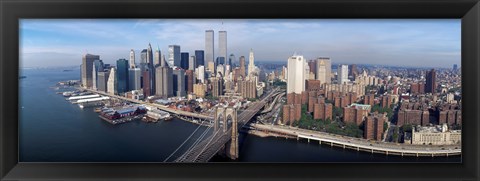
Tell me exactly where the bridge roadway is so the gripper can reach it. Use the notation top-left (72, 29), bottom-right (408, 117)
top-left (174, 89), bottom-right (279, 162)
top-left (81, 88), bottom-right (213, 120)
top-left (251, 124), bottom-right (461, 157)
top-left (260, 92), bottom-right (284, 113)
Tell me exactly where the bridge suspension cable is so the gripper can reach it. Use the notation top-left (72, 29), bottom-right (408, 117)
top-left (176, 122), bottom-right (214, 162)
top-left (163, 121), bottom-right (205, 162)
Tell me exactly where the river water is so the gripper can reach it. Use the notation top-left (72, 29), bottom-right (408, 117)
top-left (19, 68), bottom-right (460, 162)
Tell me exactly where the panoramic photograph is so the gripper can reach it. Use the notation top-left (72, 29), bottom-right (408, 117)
top-left (19, 19), bottom-right (461, 162)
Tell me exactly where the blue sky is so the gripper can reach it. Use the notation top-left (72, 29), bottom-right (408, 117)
top-left (20, 19), bottom-right (460, 68)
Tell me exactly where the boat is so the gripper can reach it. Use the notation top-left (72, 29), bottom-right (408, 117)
top-left (19, 76), bottom-right (27, 79)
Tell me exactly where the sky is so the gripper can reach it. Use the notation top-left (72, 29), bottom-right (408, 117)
top-left (20, 19), bottom-right (461, 68)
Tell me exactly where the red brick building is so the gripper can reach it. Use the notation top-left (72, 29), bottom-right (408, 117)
top-left (364, 113), bottom-right (386, 141)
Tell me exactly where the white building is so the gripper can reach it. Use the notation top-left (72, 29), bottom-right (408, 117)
top-left (129, 49), bottom-right (136, 68)
top-left (107, 67), bottom-right (117, 95)
top-left (196, 65), bottom-right (205, 83)
top-left (287, 54), bottom-right (305, 94)
top-left (248, 48), bottom-right (256, 76)
top-left (337, 64), bottom-right (349, 84)
top-left (411, 124), bottom-right (461, 145)
top-left (316, 57), bottom-right (331, 84)
top-left (188, 56), bottom-right (196, 70)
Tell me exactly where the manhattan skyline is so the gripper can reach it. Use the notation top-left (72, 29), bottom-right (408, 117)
top-left (20, 19), bottom-right (460, 68)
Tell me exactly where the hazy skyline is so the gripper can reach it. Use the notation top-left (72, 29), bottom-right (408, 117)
top-left (20, 19), bottom-right (460, 68)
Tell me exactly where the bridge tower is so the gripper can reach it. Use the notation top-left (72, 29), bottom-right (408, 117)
top-left (214, 105), bottom-right (239, 160)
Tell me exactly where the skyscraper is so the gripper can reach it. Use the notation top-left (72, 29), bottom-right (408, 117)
top-left (116, 59), bottom-right (129, 94)
top-left (247, 49), bottom-right (255, 76)
top-left (142, 69), bottom-right (151, 97)
top-left (107, 67), bottom-right (117, 95)
top-left (219, 31), bottom-right (227, 64)
top-left (337, 64), bottom-right (349, 84)
top-left (228, 54), bottom-right (235, 66)
top-left (147, 43), bottom-right (153, 65)
top-left (180, 52), bottom-right (189, 70)
top-left (140, 49), bottom-right (148, 72)
top-left (188, 56), bottom-right (196, 70)
top-left (195, 50), bottom-right (205, 67)
top-left (287, 55), bottom-right (305, 94)
top-left (129, 49), bottom-right (136, 68)
top-left (128, 68), bottom-right (142, 91)
top-left (155, 65), bottom-right (173, 98)
top-left (154, 47), bottom-right (161, 67)
top-left (185, 70), bottom-right (195, 93)
top-left (316, 57), bottom-right (331, 84)
top-left (349, 64), bottom-right (358, 78)
top-left (173, 69), bottom-right (186, 97)
top-left (168, 45), bottom-right (181, 67)
top-left (196, 65), bottom-right (205, 83)
top-left (205, 30), bottom-right (214, 65)
top-left (81, 54), bottom-right (100, 88)
top-left (92, 59), bottom-right (104, 90)
top-left (453, 64), bottom-right (458, 71)
top-left (210, 76), bottom-right (223, 97)
top-left (425, 69), bottom-right (436, 93)
top-left (97, 71), bottom-right (109, 92)
top-left (239, 56), bottom-right (246, 78)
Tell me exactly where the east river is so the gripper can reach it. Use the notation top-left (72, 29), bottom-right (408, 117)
top-left (19, 68), bottom-right (460, 162)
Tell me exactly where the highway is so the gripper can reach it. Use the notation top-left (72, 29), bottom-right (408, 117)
top-left (251, 124), bottom-right (461, 156)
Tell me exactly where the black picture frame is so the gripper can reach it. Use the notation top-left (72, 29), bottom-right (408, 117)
top-left (1, 0), bottom-right (479, 180)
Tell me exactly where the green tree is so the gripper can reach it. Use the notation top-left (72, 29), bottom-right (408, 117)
top-left (402, 124), bottom-right (413, 133)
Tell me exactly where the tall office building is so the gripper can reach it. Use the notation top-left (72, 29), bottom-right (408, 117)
top-left (196, 65), bottom-right (205, 83)
top-left (287, 55), bottom-right (305, 94)
top-left (161, 54), bottom-right (167, 67)
top-left (337, 64), bottom-right (349, 84)
top-left (195, 50), bottom-right (205, 67)
top-left (453, 64), bottom-right (458, 71)
top-left (239, 56), bottom-right (246, 78)
top-left (129, 49), bottom-right (136, 68)
top-left (210, 76), bottom-right (223, 97)
top-left (247, 49), bottom-right (255, 76)
top-left (316, 57), bottom-right (331, 84)
top-left (147, 43), bottom-right (153, 65)
top-left (116, 59), bottom-right (129, 94)
top-left (185, 70), bottom-right (195, 93)
top-left (143, 44), bottom-right (155, 95)
top-left (205, 30), bottom-right (214, 65)
top-left (425, 69), bottom-right (437, 93)
top-left (128, 68), bottom-right (142, 91)
top-left (228, 54), bottom-right (235, 66)
top-left (81, 54), bottom-right (100, 88)
top-left (97, 71), bottom-right (109, 92)
top-left (189, 56), bottom-right (196, 70)
top-left (92, 59), bottom-right (104, 90)
top-left (107, 67), bottom-right (117, 95)
top-left (218, 31), bottom-right (227, 64)
top-left (155, 65), bottom-right (173, 98)
top-left (140, 49), bottom-right (148, 72)
top-left (180, 52), bottom-right (189, 70)
top-left (349, 64), bottom-right (358, 78)
top-left (168, 45), bottom-right (181, 67)
top-left (142, 69), bottom-right (151, 97)
top-left (173, 69), bottom-right (186, 97)
top-left (154, 47), bottom-right (161, 67)
top-left (92, 64), bottom-right (98, 90)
